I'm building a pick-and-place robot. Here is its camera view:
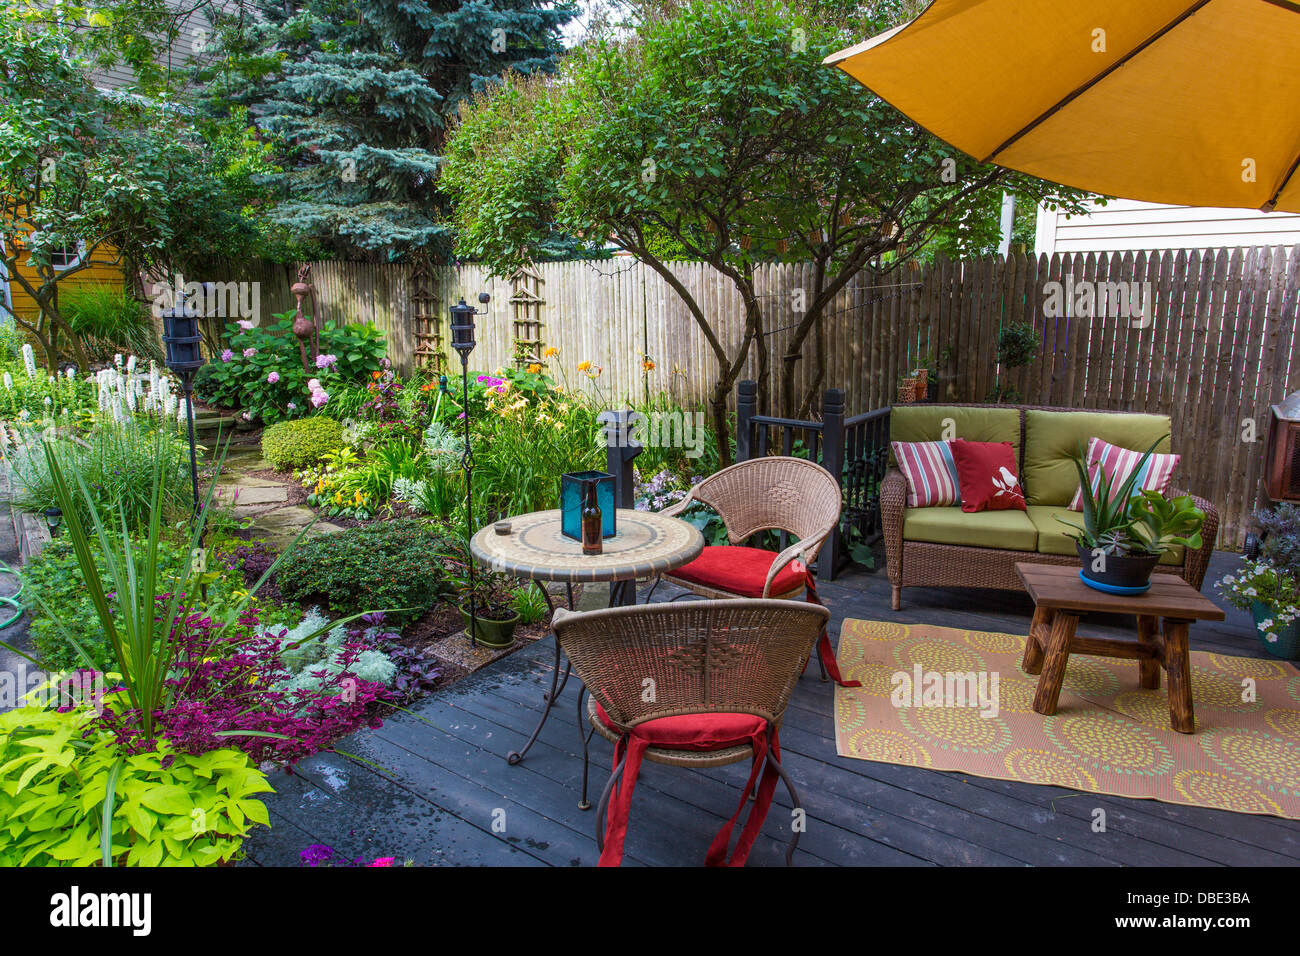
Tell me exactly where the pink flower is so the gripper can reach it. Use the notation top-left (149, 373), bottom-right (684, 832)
top-left (307, 378), bottom-right (321, 391)
top-left (243, 348), bottom-right (257, 358)
top-left (237, 320), bottom-right (254, 331)
top-left (310, 390), bottom-right (329, 408)
top-left (221, 349), bottom-right (233, 362)
top-left (267, 371), bottom-right (280, 384)
top-left (368, 858), bottom-right (396, 867)
top-left (287, 402), bottom-right (297, 411)
top-left (315, 353), bottom-right (338, 369)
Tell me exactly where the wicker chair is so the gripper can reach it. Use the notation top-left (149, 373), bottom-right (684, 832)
top-left (552, 598), bottom-right (830, 867)
top-left (653, 456), bottom-right (855, 685)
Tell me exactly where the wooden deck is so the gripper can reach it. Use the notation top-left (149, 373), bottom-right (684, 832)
top-left (242, 550), bottom-right (1300, 867)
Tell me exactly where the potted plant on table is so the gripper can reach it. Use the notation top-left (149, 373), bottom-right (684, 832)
top-left (1058, 439), bottom-right (1205, 593)
top-left (441, 556), bottom-right (521, 649)
top-left (1219, 504), bottom-right (1300, 660)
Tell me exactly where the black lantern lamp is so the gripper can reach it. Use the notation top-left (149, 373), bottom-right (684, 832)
top-left (161, 291), bottom-right (207, 517)
top-left (42, 506), bottom-right (62, 538)
top-left (452, 293), bottom-right (492, 646)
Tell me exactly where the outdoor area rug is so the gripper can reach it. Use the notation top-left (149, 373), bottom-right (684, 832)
top-left (833, 619), bottom-right (1300, 819)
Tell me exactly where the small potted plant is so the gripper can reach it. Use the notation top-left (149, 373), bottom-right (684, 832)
top-left (1220, 504), bottom-right (1300, 660)
top-left (1058, 439), bottom-right (1204, 592)
top-left (441, 556), bottom-right (521, 648)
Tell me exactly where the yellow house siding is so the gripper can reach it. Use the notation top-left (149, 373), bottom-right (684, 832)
top-left (2, 245), bottom-right (131, 324)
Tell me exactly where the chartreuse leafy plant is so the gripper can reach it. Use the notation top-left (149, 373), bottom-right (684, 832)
top-left (0, 702), bottom-right (272, 867)
top-left (1128, 490), bottom-right (1205, 554)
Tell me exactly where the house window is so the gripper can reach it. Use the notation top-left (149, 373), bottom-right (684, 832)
top-left (50, 243), bottom-right (84, 271)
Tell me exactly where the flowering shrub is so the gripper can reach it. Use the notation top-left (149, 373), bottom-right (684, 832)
top-left (1218, 559), bottom-right (1300, 644)
top-left (358, 366), bottom-right (428, 445)
top-left (193, 316), bottom-right (385, 423)
top-left (300, 844), bottom-right (407, 867)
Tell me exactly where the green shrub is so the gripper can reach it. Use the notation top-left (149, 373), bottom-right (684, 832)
top-left (20, 535), bottom-right (245, 672)
top-left (262, 415), bottom-right (344, 470)
top-left (276, 520), bottom-right (455, 626)
top-left (0, 703), bottom-right (272, 867)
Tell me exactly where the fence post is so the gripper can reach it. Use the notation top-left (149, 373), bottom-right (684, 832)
top-left (736, 379), bottom-right (757, 462)
top-left (819, 388), bottom-right (845, 581)
top-left (598, 410), bottom-right (642, 605)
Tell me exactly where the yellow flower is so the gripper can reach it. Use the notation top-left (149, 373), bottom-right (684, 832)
top-left (544, 347), bottom-right (559, 358)
top-left (333, 491), bottom-right (343, 505)
top-left (642, 359), bottom-right (656, 372)
top-left (576, 361), bottom-right (591, 372)
top-left (527, 363), bottom-right (542, 374)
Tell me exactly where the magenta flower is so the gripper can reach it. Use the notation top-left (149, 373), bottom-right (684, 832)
top-left (310, 389), bottom-right (329, 408)
top-left (243, 348), bottom-right (257, 359)
top-left (368, 857), bottom-right (396, 867)
top-left (267, 370), bottom-right (280, 384)
top-left (315, 353), bottom-right (338, 369)
top-left (221, 349), bottom-right (233, 362)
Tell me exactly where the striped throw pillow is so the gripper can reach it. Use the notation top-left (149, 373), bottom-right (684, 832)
top-left (1068, 437), bottom-right (1180, 511)
top-left (892, 440), bottom-right (961, 508)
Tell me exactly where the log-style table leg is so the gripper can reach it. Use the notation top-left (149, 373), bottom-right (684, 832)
top-left (1136, 614), bottom-right (1161, 690)
top-left (1032, 611), bottom-right (1079, 716)
top-left (1162, 618), bottom-right (1195, 734)
top-left (1022, 604), bottom-right (1054, 675)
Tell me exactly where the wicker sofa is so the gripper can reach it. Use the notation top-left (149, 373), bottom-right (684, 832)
top-left (882, 404), bottom-right (1218, 610)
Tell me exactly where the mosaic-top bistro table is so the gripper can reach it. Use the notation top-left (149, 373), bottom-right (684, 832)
top-left (470, 508), bottom-right (703, 806)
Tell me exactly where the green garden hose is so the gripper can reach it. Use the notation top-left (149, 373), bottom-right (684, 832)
top-left (0, 564), bottom-right (23, 630)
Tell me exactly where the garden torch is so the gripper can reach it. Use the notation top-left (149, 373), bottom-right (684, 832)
top-left (449, 294), bottom-right (491, 645)
top-left (160, 289), bottom-right (207, 518)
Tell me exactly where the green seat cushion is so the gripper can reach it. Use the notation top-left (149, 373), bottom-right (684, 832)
top-left (902, 506), bottom-right (1038, 551)
top-left (1022, 410), bottom-right (1173, 507)
top-left (889, 405), bottom-right (1022, 467)
top-left (1025, 505), bottom-right (1184, 565)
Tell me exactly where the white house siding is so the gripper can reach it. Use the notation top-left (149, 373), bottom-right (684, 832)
top-left (1035, 198), bottom-right (1300, 256)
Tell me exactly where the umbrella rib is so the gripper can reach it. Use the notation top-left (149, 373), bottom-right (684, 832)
top-left (1264, 149), bottom-right (1300, 212)
top-left (978, 0), bottom-right (1215, 164)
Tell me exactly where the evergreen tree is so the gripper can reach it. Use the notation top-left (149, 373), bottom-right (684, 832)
top-left (202, 0), bottom-right (578, 261)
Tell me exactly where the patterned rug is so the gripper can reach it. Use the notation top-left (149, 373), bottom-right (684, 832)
top-left (833, 619), bottom-right (1300, 819)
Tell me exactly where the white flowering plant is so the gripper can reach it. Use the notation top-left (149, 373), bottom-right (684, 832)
top-left (1218, 559), bottom-right (1300, 644)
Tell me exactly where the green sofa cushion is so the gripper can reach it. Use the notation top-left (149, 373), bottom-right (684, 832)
top-left (1025, 505), bottom-right (1184, 565)
top-left (1022, 410), bottom-right (1173, 507)
top-left (903, 506), bottom-right (1038, 551)
top-left (889, 405), bottom-right (1022, 467)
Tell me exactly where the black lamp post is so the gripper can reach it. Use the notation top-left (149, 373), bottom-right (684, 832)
top-left (450, 294), bottom-right (491, 646)
top-left (42, 506), bottom-right (62, 538)
top-left (160, 292), bottom-right (206, 517)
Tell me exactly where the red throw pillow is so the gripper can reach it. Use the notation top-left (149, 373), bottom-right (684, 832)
top-left (949, 439), bottom-right (1026, 512)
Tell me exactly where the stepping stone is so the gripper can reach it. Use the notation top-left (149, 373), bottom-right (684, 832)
top-left (429, 629), bottom-right (523, 674)
top-left (220, 485), bottom-right (287, 506)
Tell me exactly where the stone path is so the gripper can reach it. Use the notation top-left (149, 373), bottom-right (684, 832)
top-left (213, 446), bottom-right (345, 548)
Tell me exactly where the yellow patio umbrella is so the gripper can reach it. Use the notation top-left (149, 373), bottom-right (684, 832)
top-left (824, 0), bottom-right (1300, 213)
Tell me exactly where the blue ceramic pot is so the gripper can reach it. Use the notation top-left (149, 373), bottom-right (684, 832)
top-left (1249, 601), bottom-right (1300, 661)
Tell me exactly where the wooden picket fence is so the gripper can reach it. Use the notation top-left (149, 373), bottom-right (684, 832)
top-left (200, 245), bottom-right (1300, 547)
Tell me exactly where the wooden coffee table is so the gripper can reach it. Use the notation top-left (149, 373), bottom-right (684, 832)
top-left (1015, 563), bottom-right (1225, 734)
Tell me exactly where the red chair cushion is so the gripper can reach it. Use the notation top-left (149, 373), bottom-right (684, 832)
top-left (594, 701), bottom-right (766, 751)
top-left (669, 545), bottom-right (806, 597)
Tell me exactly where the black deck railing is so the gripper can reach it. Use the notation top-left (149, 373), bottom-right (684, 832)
top-left (736, 380), bottom-right (891, 580)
